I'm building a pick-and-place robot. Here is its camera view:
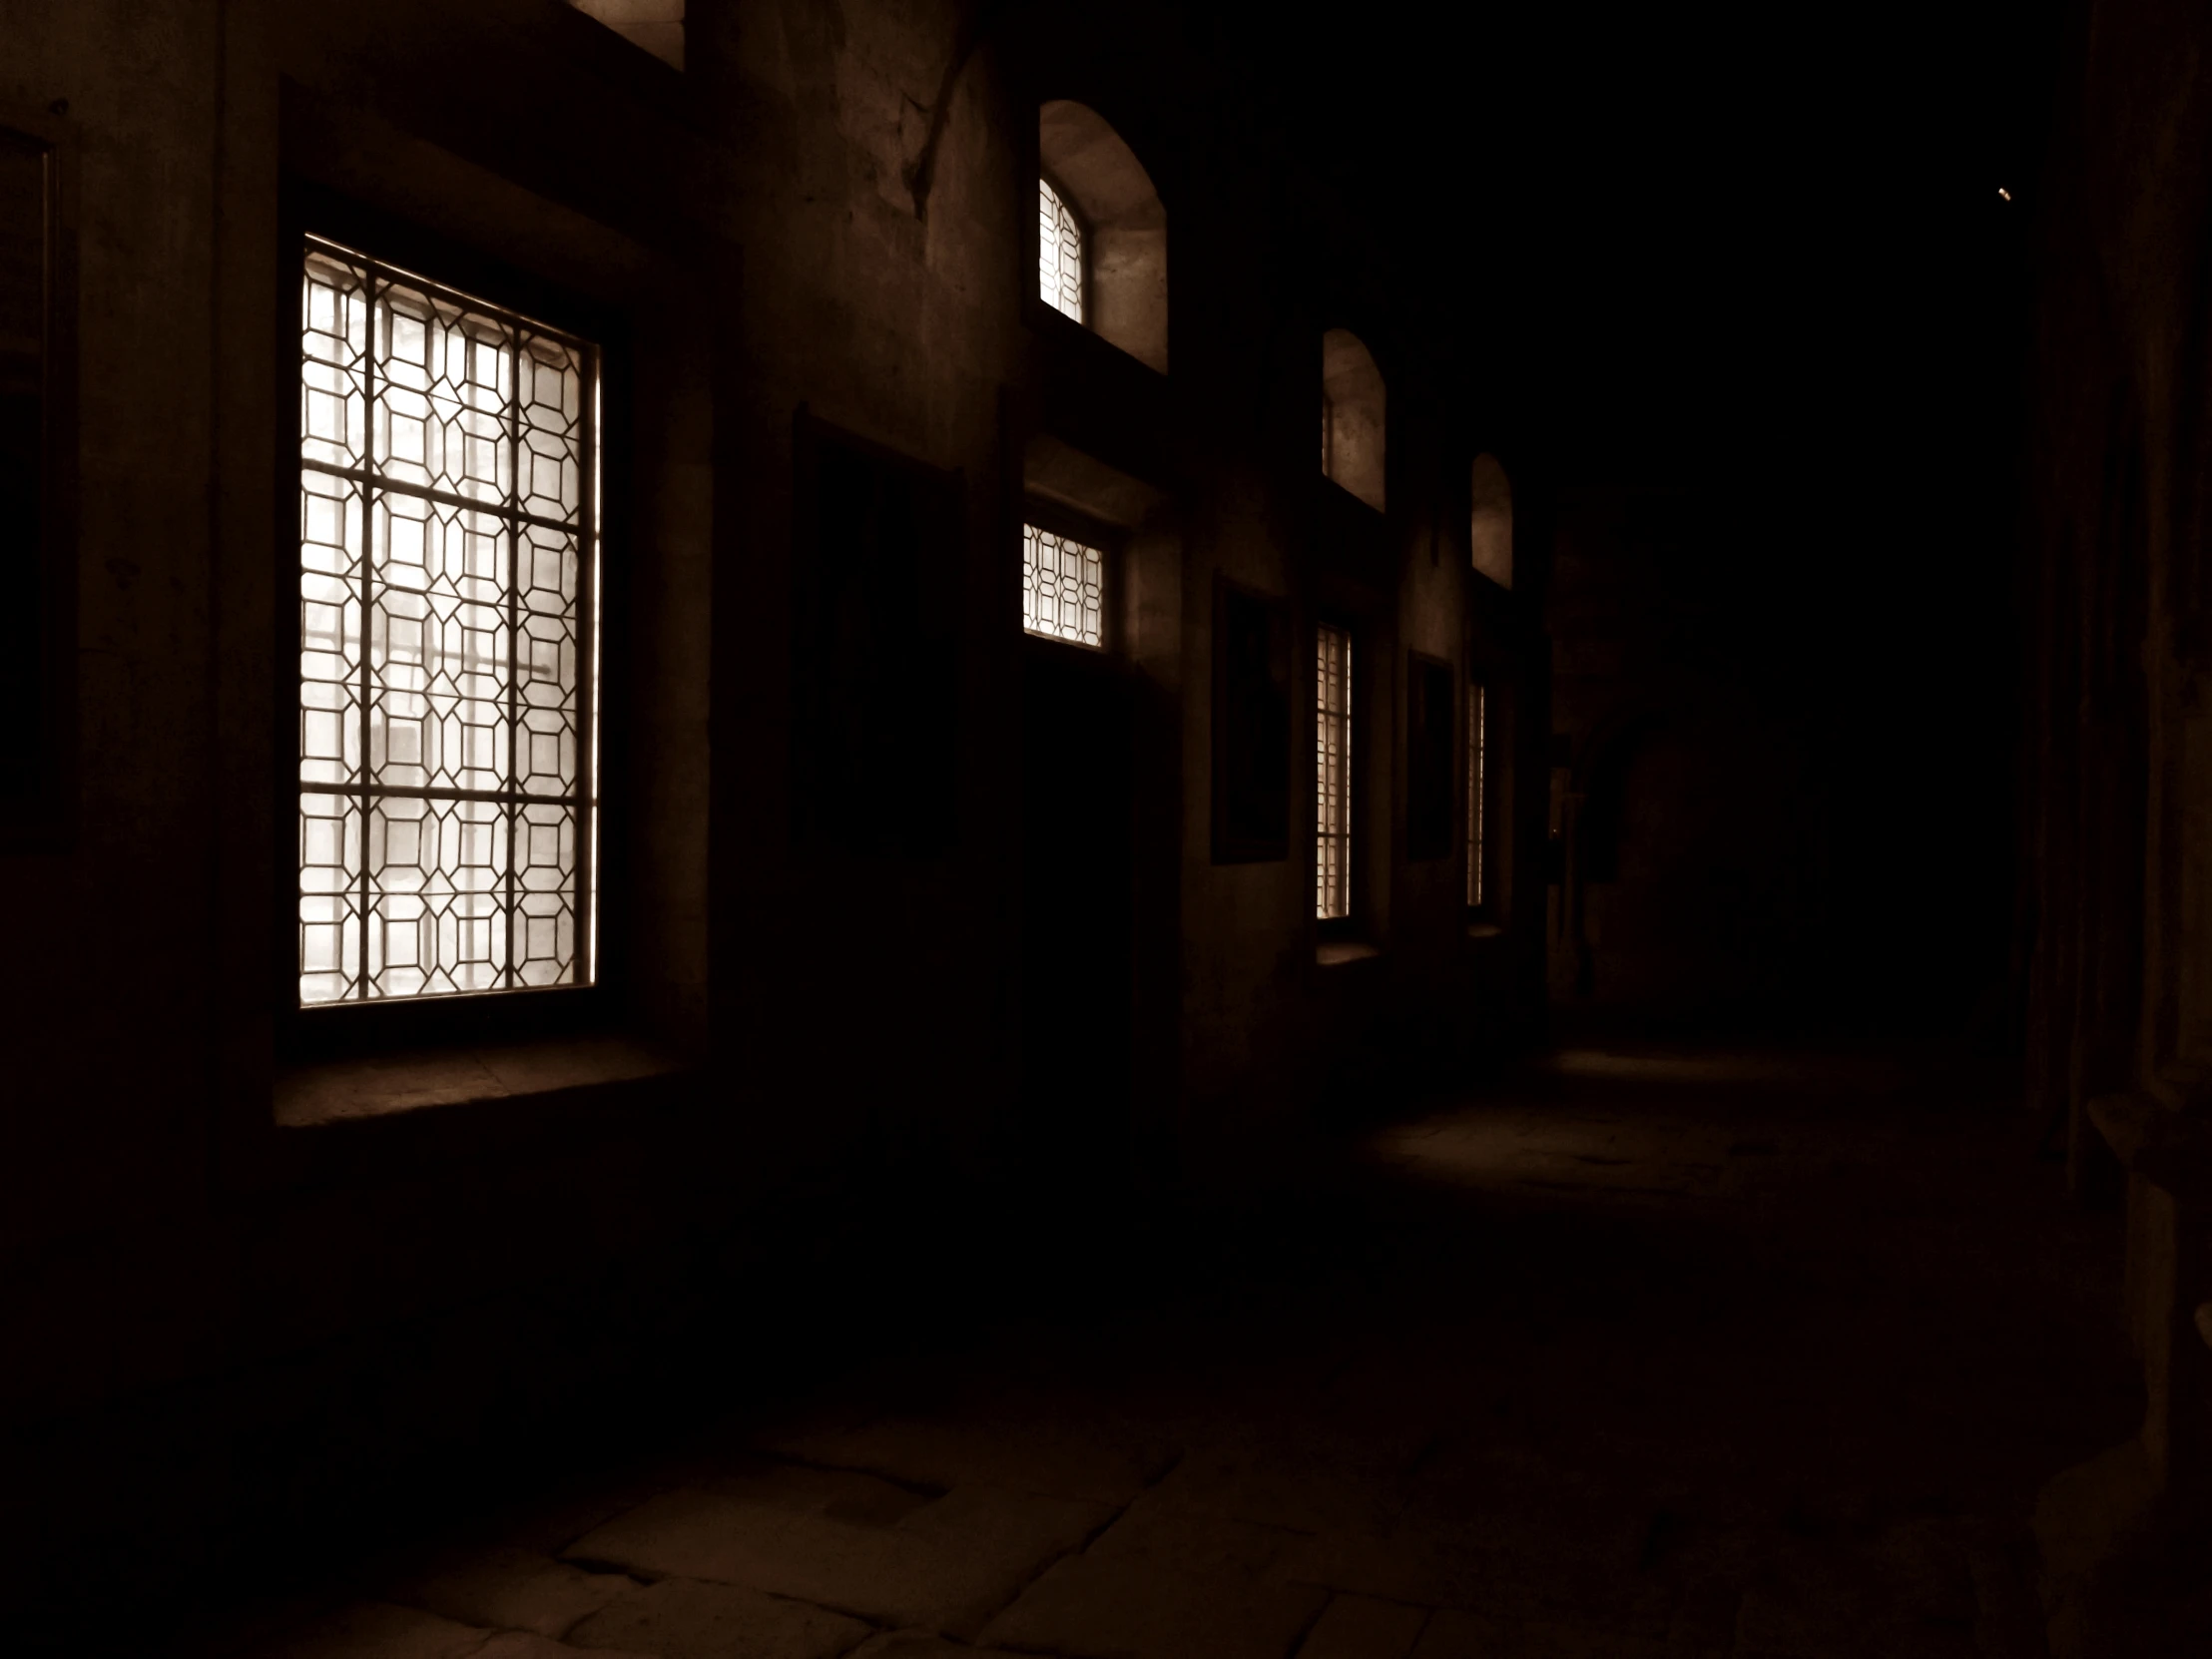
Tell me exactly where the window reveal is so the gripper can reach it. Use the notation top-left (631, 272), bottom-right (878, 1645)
top-left (1317, 624), bottom-right (1354, 920)
top-left (567, 0), bottom-right (685, 70)
top-left (1021, 522), bottom-right (1104, 648)
top-left (1038, 177), bottom-right (1084, 323)
top-left (296, 238), bottom-right (598, 1006)
top-left (1320, 329), bottom-right (1385, 511)
top-left (1467, 683), bottom-right (1487, 908)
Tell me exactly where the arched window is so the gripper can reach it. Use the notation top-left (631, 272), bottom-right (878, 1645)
top-left (1470, 452), bottom-right (1512, 589)
top-left (1321, 329), bottom-right (1384, 511)
top-left (1038, 178), bottom-right (1084, 323)
top-left (1038, 102), bottom-right (1167, 372)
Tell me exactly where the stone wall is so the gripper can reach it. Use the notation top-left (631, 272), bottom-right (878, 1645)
top-left (2020, 1), bottom-right (2212, 1648)
top-left (0, 0), bottom-right (1547, 1634)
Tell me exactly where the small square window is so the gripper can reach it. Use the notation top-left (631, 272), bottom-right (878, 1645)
top-left (1021, 522), bottom-right (1104, 649)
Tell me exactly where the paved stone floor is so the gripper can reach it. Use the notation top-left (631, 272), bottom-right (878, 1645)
top-left (185, 1046), bottom-right (2140, 1659)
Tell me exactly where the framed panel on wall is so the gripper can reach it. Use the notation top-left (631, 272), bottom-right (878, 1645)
top-left (1211, 575), bottom-right (1290, 862)
top-left (1406, 651), bottom-right (1454, 861)
top-left (0, 111), bottom-right (76, 851)
top-left (791, 409), bottom-right (963, 857)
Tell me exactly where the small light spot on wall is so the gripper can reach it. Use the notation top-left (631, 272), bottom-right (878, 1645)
top-left (1997, 187), bottom-right (2011, 202)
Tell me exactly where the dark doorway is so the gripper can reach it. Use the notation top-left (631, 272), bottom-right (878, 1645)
top-left (1019, 640), bottom-right (1136, 1200)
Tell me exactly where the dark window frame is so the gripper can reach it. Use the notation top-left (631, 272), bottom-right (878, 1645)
top-left (1465, 670), bottom-right (1512, 926)
top-left (275, 182), bottom-right (633, 1065)
top-left (1018, 493), bottom-right (1120, 656)
top-left (1315, 612), bottom-right (1361, 940)
top-left (1466, 677), bottom-right (1490, 914)
top-left (1037, 168), bottom-right (1090, 327)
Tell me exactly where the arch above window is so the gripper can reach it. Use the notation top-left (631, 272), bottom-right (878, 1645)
top-left (1470, 452), bottom-right (1512, 589)
top-left (1038, 101), bottom-right (1168, 372)
top-left (1321, 329), bottom-right (1385, 512)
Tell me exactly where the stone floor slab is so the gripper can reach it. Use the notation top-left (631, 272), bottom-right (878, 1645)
top-left (1408, 1611), bottom-right (1670, 1659)
top-left (564, 1575), bottom-right (874, 1659)
top-left (758, 1409), bottom-right (1174, 1507)
top-left (1405, 1609), bottom-right (1512, 1658)
top-left (473, 1634), bottom-right (654, 1659)
top-left (1295, 1593), bottom-right (1432, 1659)
top-left (1734, 1572), bottom-right (1979, 1659)
top-left (385, 1547), bottom-right (634, 1639)
top-left (1086, 1491), bottom-right (1312, 1577)
top-left (564, 1483), bottom-right (1108, 1635)
top-left (977, 1553), bottom-right (1329, 1659)
top-left (257, 1602), bottom-right (489, 1659)
top-left (1148, 1423), bottom-right (1432, 1537)
top-left (1278, 1528), bottom-right (1675, 1637)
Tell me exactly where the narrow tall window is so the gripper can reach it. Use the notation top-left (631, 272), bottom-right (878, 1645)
top-left (1467, 683), bottom-right (1487, 908)
top-left (1021, 522), bottom-right (1104, 648)
top-left (1317, 624), bottom-right (1354, 919)
top-left (296, 238), bottom-right (599, 1006)
top-left (1039, 177), bottom-right (1084, 323)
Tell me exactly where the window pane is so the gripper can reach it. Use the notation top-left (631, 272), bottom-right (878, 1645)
top-left (1039, 177), bottom-right (1083, 323)
top-left (1022, 522), bottom-right (1104, 648)
top-left (1317, 625), bottom-right (1353, 920)
top-left (296, 237), bottom-right (597, 1005)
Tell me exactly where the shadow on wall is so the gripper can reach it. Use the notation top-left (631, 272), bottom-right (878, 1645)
top-left (1568, 701), bottom-right (1823, 1019)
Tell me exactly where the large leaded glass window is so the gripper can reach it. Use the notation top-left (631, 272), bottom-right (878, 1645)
top-left (1039, 177), bottom-right (1083, 323)
top-left (296, 237), bottom-right (599, 1006)
top-left (1317, 624), bottom-right (1354, 919)
top-left (1021, 522), bottom-right (1104, 648)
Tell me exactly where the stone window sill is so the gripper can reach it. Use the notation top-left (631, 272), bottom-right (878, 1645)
top-left (276, 1033), bottom-right (686, 1130)
top-left (1317, 940), bottom-right (1382, 968)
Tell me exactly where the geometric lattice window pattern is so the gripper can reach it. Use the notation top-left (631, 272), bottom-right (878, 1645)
top-left (297, 237), bottom-right (599, 1005)
top-left (1317, 624), bottom-right (1354, 920)
top-left (1021, 522), bottom-right (1104, 649)
top-left (1039, 176), bottom-right (1083, 324)
top-left (1466, 682), bottom-right (1486, 908)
